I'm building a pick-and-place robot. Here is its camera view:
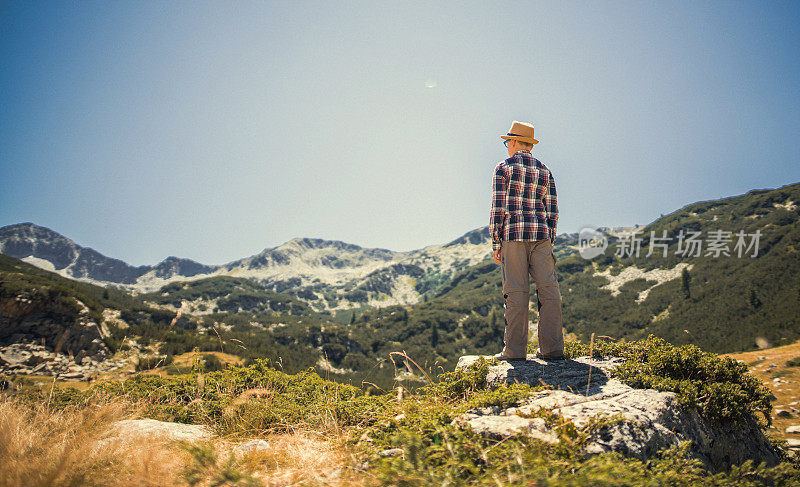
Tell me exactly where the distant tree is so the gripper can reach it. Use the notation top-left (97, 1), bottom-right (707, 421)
top-left (102, 289), bottom-right (110, 300)
top-left (349, 311), bottom-right (356, 325)
top-left (202, 354), bottom-right (224, 372)
top-left (749, 288), bottom-right (762, 310)
top-left (430, 320), bottom-right (439, 347)
top-left (681, 268), bottom-right (692, 299)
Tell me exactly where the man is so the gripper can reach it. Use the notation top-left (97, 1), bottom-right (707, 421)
top-left (490, 121), bottom-right (565, 361)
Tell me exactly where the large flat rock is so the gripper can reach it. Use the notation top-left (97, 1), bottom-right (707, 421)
top-left (105, 419), bottom-right (213, 443)
top-left (453, 355), bottom-right (781, 472)
top-left (456, 354), bottom-right (623, 395)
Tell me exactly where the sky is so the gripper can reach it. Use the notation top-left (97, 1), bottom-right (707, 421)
top-left (1, 1), bottom-right (799, 266)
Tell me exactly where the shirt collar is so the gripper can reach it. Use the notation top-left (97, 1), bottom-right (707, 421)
top-left (513, 149), bottom-right (531, 156)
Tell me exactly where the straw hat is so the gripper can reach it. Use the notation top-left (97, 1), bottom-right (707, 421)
top-left (500, 121), bottom-right (539, 145)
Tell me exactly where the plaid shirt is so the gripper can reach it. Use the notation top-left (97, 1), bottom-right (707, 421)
top-left (489, 149), bottom-right (558, 252)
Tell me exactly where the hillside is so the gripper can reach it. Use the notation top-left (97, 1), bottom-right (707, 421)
top-left (561, 181), bottom-right (800, 352)
top-left (389, 181), bottom-right (800, 355)
top-left (2, 183), bottom-right (800, 484)
top-left (2, 335), bottom-right (799, 486)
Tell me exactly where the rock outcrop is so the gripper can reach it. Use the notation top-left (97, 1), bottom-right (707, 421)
top-left (453, 355), bottom-right (782, 473)
top-left (0, 293), bottom-right (122, 380)
top-left (105, 419), bottom-right (214, 443)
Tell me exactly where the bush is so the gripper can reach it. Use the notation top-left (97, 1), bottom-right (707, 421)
top-left (564, 335), bottom-right (773, 425)
top-left (202, 354), bottom-right (224, 372)
top-left (81, 359), bottom-right (384, 435)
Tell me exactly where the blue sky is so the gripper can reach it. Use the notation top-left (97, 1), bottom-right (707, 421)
top-left (2, 1), bottom-right (799, 266)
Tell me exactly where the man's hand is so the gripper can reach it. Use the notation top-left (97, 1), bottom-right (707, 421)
top-left (493, 248), bottom-right (501, 264)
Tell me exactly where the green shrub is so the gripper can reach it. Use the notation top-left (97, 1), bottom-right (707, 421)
top-left (202, 354), bottom-right (224, 372)
top-left (86, 358), bottom-right (384, 435)
top-left (419, 357), bottom-right (491, 400)
top-left (565, 335), bottom-right (773, 425)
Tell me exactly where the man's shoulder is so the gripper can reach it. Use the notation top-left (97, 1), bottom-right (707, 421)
top-left (496, 153), bottom-right (523, 170)
top-left (495, 154), bottom-right (552, 174)
top-left (532, 157), bottom-right (553, 174)
top-left (493, 160), bottom-right (508, 173)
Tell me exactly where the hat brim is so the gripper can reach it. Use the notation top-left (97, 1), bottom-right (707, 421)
top-left (501, 135), bottom-right (539, 144)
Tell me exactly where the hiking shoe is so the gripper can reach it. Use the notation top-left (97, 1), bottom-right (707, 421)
top-left (535, 348), bottom-right (565, 361)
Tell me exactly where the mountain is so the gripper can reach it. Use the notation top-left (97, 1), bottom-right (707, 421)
top-left (0, 223), bottom-right (536, 312)
top-left (1, 181), bottom-right (798, 390)
top-left (3, 181), bottom-right (799, 360)
top-left (0, 223), bottom-right (213, 285)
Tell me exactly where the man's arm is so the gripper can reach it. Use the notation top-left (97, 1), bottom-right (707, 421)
top-left (545, 170), bottom-right (558, 244)
top-left (490, 164), bottom-right (506, 253)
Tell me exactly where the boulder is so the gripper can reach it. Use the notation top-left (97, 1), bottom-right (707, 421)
top-left (106, 419), bottom-right (213, 443)
top-left (453, 355), bottom-right (781, 473)
top-left (0, 308), bottom-right (118, 378)
top-left (0, 294), bottom-right (112, 366)
top-left (234, 439), bottom-right (270, 455)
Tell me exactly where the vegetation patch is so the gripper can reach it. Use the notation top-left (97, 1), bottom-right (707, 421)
top-left (6, 336), bottom-right (800, 485)
top-left (564, 335), bottom-right (774, 425)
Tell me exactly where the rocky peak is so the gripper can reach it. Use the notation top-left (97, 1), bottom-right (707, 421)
top-left (275, 237), bottom-right (397, 259)
top-left (0, 222), bottom-right (81, 269)
top-left (151, 256), bottom-right (214, 278)
top-left (0, 222), bottom-right (68, 241)
top-left (444, 226), bottom-right (492, 247)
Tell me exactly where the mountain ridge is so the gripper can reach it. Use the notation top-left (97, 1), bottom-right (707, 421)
top-left (0, 222), bottom-right (510, 308)
top-left (3, 181), bottom-right (797, 314)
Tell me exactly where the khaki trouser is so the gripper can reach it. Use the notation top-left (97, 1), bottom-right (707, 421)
top-left (500, 239), bottom-right (564, 357)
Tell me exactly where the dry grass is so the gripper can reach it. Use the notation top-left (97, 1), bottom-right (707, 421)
top-left (0, 396), bottom-right (188, 487)
top-left (220, 428), bottom-right (366, 486)
top-left (720, 338), bottom-right (800, 442)
top-left (212, 384), bottom-right (370, 485)
top-left (0, 391), bottom-right (368, 487)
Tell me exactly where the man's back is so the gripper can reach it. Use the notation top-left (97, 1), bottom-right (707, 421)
top-left (490, 149), bottom-right (558, 251)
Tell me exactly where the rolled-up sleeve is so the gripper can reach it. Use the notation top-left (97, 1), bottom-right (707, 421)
top-left (545, 170), bottom-right (558, 242)
top-left (490, 164), bottom-right (506, 252)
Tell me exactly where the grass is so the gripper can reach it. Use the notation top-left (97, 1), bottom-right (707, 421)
top-left (0, 393), bottom-right (365, 486)
top-left (0, 396), bottom-right (189, 487)
top-left (4, 335), bottom-right (800, 486)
